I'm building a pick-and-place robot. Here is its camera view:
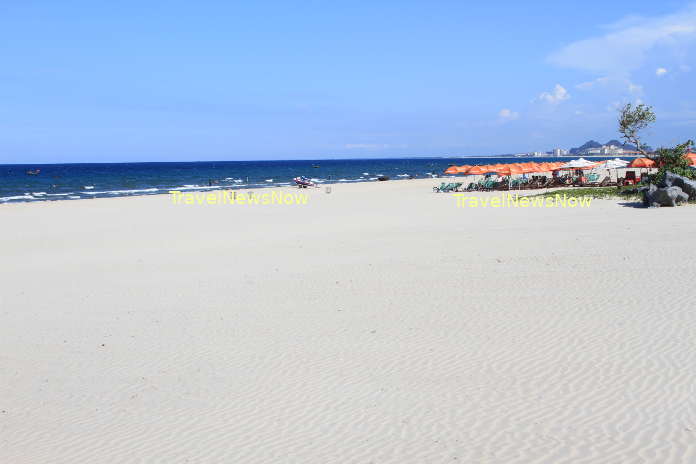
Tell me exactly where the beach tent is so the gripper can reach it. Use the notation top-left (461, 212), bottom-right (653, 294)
top-left (628, 157), bottom-right (656, 183)
top-left (593, 159), bottom-right (628, 183)
top-left (444, 166), bottom-right (459, 175)
top-left (559, 158), bottom-right (597, 169)
top-left (456, 165), bottom-right (472, 174)
top-left (595, 159), bottom-right (628, 169)
top-left (685, 152), bottom-right (696, 166)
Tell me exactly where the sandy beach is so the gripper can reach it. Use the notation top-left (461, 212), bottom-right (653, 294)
top-left (3, 179), bottom-right (696, 463)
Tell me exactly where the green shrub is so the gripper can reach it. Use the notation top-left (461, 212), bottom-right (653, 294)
top-left (651, 139), bottom-right (695, 184)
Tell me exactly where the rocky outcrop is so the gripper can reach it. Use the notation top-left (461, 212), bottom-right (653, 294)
top-left (640, 184), bottom-right (689, 207)
top-left (663, 172), bottom-right (696, 200)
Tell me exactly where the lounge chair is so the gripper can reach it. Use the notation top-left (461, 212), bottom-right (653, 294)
top-left (433, 182), bottom-right (455, 192)
top-left (433, 182), bottom-right (447, 192)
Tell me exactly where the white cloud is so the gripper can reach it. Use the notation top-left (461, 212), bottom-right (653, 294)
top-left (575, 76), bottom-right (643, 96)
top-left (537, 84), bottom-right (570, 104)
top-left (656, 67), bottom-right (668, 76)
top-left (576, 77), bottom-right (610, 90)
top-left (548, 5), bottom-right (696, 74)
top-left (498, 108), bottom-right (519, 121)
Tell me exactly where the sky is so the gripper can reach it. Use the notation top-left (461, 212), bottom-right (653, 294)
top-left (2, 0), bottom-right (696, 163)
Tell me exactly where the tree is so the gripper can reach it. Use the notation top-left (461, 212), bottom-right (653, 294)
top-left (653, 139), bottom-right (695, 183)
top-left (618, 103), bottom-right (655, 157)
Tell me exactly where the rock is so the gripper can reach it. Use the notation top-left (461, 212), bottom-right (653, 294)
top-left (664, 172), bottom-right (696, 200)
top-left (639, 184), bottom-right (689, 207)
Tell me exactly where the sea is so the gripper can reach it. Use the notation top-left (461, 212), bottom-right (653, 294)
top-left (1, 157), bottom-right (583, 203)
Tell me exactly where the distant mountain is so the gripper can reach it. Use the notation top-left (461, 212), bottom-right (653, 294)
top-left (569, 139), bottom-right (652, 155)
top-left (569, 140), bottom-right (602, 155)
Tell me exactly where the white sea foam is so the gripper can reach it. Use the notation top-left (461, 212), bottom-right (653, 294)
top-left (84, 186), bottom-right (95, 190)
top-left (265, 179), bottom-right (273, 182)
top-left (172, 186), bottom-right (219, 191)
top-left (84, 188), bottom-right (159, 195)
top-left (396, 174), bottom-right (409, 177)
top-left (1, 195), bottom-right (35, 202)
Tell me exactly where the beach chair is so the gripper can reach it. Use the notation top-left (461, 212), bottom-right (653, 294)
top-left (434, 182), bottom-right (456, 192)
top-left (583, 173), bottom-right (600, 186)
top-left (433, 182), bottom-right (447, 192)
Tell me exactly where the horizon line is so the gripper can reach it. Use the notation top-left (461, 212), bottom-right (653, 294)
top-left (0, 154), bottom-right (587, 166)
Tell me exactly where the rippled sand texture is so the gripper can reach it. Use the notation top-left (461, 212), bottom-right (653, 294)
top-left (3, 180), bottom-right (696, 463)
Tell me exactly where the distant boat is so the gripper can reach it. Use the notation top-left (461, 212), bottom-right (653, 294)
top-left (312, 165), bottom-right (320, 168)
top-left (26, 169), bottom-right (40, 175)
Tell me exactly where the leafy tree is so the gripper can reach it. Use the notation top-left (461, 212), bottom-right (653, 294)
top-left (618, 103), bottom-right (655, 157)
top-left (653, 139), bottom-right (695, 183)
top-left (618, 103), bottom-right (695, 182)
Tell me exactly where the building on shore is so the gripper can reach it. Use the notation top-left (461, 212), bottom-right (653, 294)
top-left (579, 144), bottom-right (639, 156)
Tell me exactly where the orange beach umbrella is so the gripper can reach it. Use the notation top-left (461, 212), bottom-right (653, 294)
top-left (685, 152), bottom-right (696, 166)
top-left (628, 158), bottom-right (655, 168)
top-left (466, 165), bottom-right (493, 175)
top-left (495, 165), bottom-right (524, 176)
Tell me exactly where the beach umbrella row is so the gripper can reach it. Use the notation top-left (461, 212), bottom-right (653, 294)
top-left (444, 161), bottom-right (568, 175)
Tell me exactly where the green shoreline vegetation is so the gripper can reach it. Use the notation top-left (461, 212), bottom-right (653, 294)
top-left (528, 186), bottom-right (642, 200)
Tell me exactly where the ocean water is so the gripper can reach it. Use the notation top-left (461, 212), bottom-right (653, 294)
top-left (1, 157), bottom-right (577, 203)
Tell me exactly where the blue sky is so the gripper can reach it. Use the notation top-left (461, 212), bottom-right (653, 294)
top-left (2, 0), bottom-right (696, 163)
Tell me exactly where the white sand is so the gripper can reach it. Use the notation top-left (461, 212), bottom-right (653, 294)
top-left (2, 180), bottom-right (696, 463)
